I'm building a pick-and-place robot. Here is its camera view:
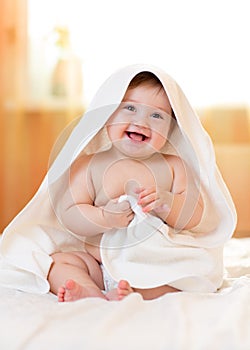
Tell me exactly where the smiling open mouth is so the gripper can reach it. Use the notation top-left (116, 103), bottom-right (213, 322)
top-left (126, 131), bottom-right (148, 142)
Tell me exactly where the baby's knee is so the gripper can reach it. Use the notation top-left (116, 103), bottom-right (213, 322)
top-left (51, 251), bottom-right (89, 269)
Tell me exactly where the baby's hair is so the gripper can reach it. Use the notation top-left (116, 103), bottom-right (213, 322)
top-left (128, 71), bottom-right (162, 90)
top-left (128, 71), bottom-right (176, 119)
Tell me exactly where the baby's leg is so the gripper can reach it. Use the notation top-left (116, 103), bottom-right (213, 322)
top-left (106, 282), bottom-right (178, 301)
top-left (48, 251), bottom-right (106, 302)
top-left (134, 285), bottom-right (179, 300)
top-left (106, 283), bottom-right (178, 301)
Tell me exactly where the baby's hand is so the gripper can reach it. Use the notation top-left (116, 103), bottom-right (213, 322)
top-left (103, 198), bottom-right (134, 229)
top-left (135, 187), bottom-right (171, 215)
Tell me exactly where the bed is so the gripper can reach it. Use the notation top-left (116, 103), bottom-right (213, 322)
top-left (0, 237), bottom-right (249, 350)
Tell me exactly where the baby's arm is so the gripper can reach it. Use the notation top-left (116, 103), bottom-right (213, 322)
top-left (137, 156), bottom-right (203, 230)
top-left (57, 156), bottom-right (134, 237)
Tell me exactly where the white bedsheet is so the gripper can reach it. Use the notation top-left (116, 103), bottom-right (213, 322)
top-left (0, 238), bottom-right (249, 350)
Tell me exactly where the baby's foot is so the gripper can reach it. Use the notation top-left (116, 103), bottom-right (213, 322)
top-left (57, 279), bottom-right (105, 302)
top-left (106, 280), bottom-right (134, 301)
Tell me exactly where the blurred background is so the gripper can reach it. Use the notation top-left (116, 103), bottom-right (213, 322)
top-left (0, 0), bottom-right (249, 235)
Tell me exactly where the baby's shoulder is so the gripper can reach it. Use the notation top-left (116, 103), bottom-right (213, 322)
top-left (163, 154), bottom-right (184, 166)
top-left (162, 154), bottom-right (187, 175)
top-left (70, 154), bottom-right (94, 173)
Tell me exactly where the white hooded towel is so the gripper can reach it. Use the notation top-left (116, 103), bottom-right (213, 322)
top-left (0, 64), bottom-right (237, 293)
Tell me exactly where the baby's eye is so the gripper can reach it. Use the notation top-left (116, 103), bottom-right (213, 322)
top-left (151, 113), bottom-right (163, 119)
top-left (124, 104), bottom-right (136, 112)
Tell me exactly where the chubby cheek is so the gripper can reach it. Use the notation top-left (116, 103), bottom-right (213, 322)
top-left (151, 133), bottom-right (167, 151)
top-left (106, 124), bottom-right (124, 143)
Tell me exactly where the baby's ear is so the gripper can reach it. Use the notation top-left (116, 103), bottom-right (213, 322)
top-left (124, 180), bottom-right (141, 197)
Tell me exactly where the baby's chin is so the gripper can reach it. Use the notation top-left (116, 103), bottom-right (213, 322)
top-left (114, 143), bottom-right (160, 159)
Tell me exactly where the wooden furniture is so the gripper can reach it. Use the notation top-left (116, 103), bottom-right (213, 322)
top-left (0, 0), bottom-right (84, 231)
top-left (200, 107), bottom-right (250, 237)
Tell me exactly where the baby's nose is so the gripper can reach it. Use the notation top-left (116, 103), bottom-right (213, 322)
top-left (132, 109), bottom-right (149, 127)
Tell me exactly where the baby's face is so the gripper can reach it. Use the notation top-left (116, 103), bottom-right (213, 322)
top-left (107, 84), bottom-right (173, 158)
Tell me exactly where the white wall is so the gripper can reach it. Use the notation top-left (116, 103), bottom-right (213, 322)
top-left (29, 0), bottom-right (250, 108)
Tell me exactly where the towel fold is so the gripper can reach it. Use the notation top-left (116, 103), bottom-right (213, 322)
top-left (100, 195), bottom-right (224, 292)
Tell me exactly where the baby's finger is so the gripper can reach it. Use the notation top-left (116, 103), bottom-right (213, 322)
top-left (127, 212), bottom-right (135, 222)
top-left (118, 200), bottom-right (131, 211)
top-left (143, 199), bottom-right (170, 214)
top-left (154, 203), bottom-right (170, 213)
top-left (138, 187), bottom-right (156, 199)
top-left (134, 187), bottom-right (145, 194)
top-left (138, 192), bottom-right (157, 206)
top-left (142, 202), bottom-right (155, 213)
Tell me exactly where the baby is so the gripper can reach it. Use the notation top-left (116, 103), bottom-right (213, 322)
top-left (48, 72), bottom-right (203, 301)
top-left (0, 64), bottom-right (235, 300)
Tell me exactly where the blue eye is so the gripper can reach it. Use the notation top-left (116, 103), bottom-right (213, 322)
top-left (124, 104), bottom-right (136, 112)
top-left (151, 113), bottom-right (163, 119)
